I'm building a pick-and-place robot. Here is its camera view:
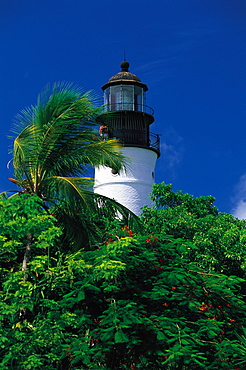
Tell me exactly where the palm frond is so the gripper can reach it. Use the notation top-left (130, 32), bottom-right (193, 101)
top-left (12, 124), bottom-right (41, 187)
top-left (11, 105), bottom-right (36, 135)
top-left (43, 176), bottom-right (93, 207)
top-left (79, 138), bottom-right (128, 172)
top-left (40, 175), bottom-right (139, 247)
top-left (10, 83), bottom-right (103, 184)
top-left (42, 175), bottom-right (138, 223)
top-left (35, 82), bottom-right (97, 128)
top-left (45, 138), bottom-right (127, 178)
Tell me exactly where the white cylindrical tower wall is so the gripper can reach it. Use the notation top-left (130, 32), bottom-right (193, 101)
top-left (94, 147), bottom-right (157, 215)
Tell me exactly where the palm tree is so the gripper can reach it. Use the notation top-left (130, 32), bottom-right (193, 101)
top-left (7, 82), bottom-right (136, 247)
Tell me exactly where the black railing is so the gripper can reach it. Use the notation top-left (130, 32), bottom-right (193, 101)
top-left (149, 132), bottom-right (160, 153)
top-left (103, 103), bottom-right (154, 116)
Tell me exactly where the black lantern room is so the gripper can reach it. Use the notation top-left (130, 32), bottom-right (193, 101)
top-left (97, 61), bottom-right (160, 157)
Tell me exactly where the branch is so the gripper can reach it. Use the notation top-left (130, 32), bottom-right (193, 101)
top-left (188, 269), bottom-right (222, 278)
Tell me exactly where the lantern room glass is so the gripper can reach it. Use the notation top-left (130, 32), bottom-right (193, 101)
top-left (104, 85), bottom-right (145, 112)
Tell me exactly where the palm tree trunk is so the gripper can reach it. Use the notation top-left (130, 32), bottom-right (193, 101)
top-left (22, 233), bottom-right (32, 281)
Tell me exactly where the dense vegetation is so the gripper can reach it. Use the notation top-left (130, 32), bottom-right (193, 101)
top-left (1, 186), bottom-right (246, 370)
top-left (1, 84), bottom-right (246, 369)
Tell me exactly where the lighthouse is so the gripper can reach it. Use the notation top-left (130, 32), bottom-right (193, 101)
top-left (94, 61), bottom-right (160, 215)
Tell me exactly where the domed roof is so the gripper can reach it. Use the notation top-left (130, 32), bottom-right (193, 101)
top-left (108, 71), bottom-right (141, 82)
top-left (108, 61), bottom-right (141, 83)
top-left (102, 61), bottom-right (148, 91)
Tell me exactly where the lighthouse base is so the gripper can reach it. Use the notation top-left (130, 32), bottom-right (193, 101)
top-left (94, 147), bottom-right (157, 215)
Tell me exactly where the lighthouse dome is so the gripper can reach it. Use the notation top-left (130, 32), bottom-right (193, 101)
top-left (102, 61), bottom-right (148, 91)
top-left (108, 61), bottom-right (141, 83)
top-left (108, 71), bottom-right (141, 82)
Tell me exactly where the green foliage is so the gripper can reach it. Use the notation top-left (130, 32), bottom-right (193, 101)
top-left (1, 183), bottom-right (246, 369)
top-left (0, 194), bottom-right (61, 266)
top-left (150, 182), bottom-right (218, 216)
top-left (0, 194), bottom-right (246, 369)
top-left (141, 182), bottom-right (246, 275)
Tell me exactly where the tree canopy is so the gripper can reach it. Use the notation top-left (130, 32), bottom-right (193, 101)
top-left (1, 184), bottom-right (246, 369)
top-left (141, 183), bottom-right (246, 276)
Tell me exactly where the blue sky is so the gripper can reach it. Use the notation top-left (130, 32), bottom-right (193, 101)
top-left (0, 0), bottom-right (246, 216)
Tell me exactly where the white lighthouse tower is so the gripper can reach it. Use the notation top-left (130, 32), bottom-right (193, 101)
top-left (94, 61), bottom-right (160, 215)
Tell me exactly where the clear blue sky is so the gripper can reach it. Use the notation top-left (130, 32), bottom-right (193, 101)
top-left (0, 0), bottom-right (246, 216)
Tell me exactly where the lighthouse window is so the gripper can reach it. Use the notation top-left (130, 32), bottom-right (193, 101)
top-left (110, 86), bottom-right (122, 110)
top-left (122, 85), bottom-right (134, 111)
top-left (134, 86), bottom-right (144, 111)
top-left (111, 168), bottom-right (119, 175)
top-left (104, 88), bottom-right (110, 110)
top-left (106, 85), bottom-right (145, 112)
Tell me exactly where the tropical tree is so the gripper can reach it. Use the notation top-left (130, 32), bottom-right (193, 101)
top-left (141, 182), bottom-right (246, 276)
top-left (7, 82), bottom-right (136, 246)
top-left (1, 195), bottom-right (246, 369)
